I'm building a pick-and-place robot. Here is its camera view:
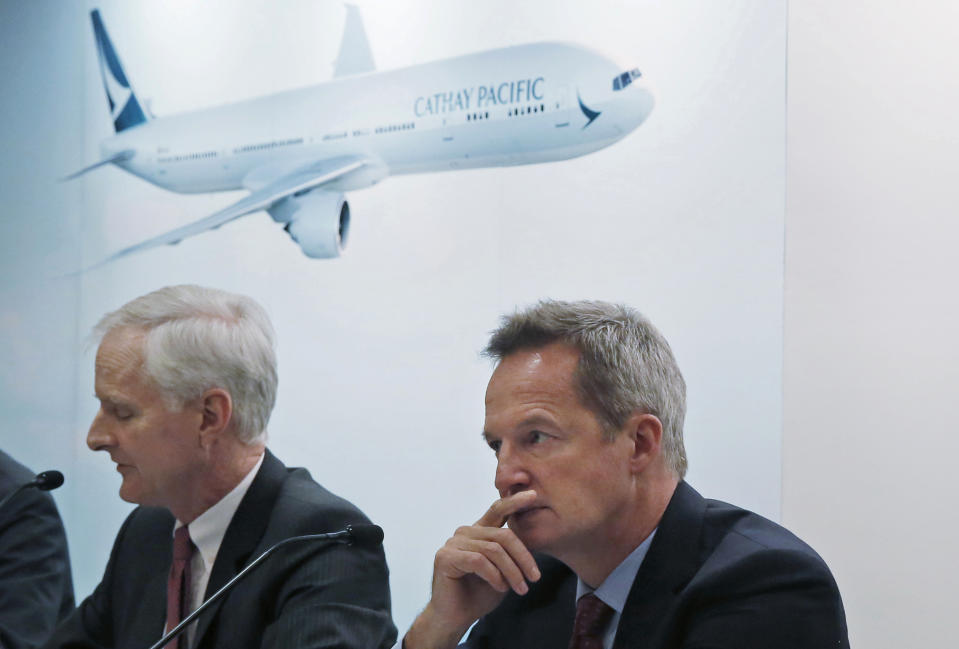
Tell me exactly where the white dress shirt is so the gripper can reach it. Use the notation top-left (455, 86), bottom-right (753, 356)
top-left (170, 453), bottom-right (264, 647)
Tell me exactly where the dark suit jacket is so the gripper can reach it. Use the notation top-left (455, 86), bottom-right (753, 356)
top-left (0, 450), bottom-right (74, 649)
top-left (465, 482), bottom-right (849, 648)
top-left (44, 450), bottom-right (396, 649)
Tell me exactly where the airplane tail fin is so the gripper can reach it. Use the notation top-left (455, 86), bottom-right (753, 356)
top-left (333, 4), bottom-right (375, 77)
top-left (90, 9), bottom-right (148, 132)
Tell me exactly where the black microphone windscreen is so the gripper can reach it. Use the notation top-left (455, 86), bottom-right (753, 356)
top-left (346, 524), bottom-right (384, 548)
top-left (35, 470), bottom-right (65, 491)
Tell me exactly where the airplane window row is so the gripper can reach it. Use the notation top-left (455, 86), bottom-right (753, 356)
top-left (158, 150), bottom-right (217, 163)
top-left (234, 137), bottom-right (304, 153)
top-left (467, 112), bottom-right (490, 121)
top-left (375, 122), bottom-right (416, 134)
top-left (508, 104), bottom-right (546, 117)
top-left (323, 132), bottom-right (348, 140)
top-left (612, 68), bottom-right (642, 91)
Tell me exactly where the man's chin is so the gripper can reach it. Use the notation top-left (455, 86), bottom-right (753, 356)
top-left (118, 479), bottom-right (145, 505)
top-left (118, 488), bottom-right (138, 504)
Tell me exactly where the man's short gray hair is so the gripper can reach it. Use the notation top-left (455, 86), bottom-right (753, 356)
top-left (93, 285), bottom-right (277, 444)
top-left (484, 299), bottom-right (687, 478)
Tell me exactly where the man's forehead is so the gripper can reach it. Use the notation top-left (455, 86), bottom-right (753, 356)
top-left (95, 327), bottom-right (147, 376)
top-left (484, 344), bottom-right (588, 427)
top-left (487, 344), bottom-right (581, 393)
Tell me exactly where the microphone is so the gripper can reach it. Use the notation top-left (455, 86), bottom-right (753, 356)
top-left (33, 470), bottom-right (65, 491)
top-left (347, 522), bottom-right (385, 548)
top-left (0, 470), bottom-right (65, 512)
top-left (146, 523), bottom-right (384, 649)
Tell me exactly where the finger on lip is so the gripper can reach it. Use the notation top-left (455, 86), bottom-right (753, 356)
top-left (511, 501), bottom-right (551, 525)
top-left (501, 490), bottom-right (538, 512)
top-left (479, 490), bottom-right (539, 527)
top-left (498, 493), bottom-right (540, 521)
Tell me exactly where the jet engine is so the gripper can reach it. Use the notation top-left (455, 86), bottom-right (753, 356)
top-left (268, 190), bottom-right (350, 258)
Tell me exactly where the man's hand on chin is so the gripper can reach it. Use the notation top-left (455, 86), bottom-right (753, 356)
top-left (404, 490), bottom-right (542, 649)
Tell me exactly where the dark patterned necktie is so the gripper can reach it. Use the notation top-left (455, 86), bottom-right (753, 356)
top-left (165, 526), bottom-right (195, 649)
top-left (568, 593), bottom-right (615, 649)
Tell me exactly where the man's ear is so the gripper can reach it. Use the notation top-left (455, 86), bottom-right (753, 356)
top-left (197, 388), bottom-right (233, 447)
top-left (624, 413), bottom-right (663, 474)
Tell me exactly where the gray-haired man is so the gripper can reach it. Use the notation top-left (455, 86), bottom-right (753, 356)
top-left (45, 285), bottom-right (396, 649)
top-left (404, 299), bottom-right (848, 649)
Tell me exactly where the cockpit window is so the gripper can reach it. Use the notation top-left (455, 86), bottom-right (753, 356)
top-left (612, 68), bottom-right (643, 91)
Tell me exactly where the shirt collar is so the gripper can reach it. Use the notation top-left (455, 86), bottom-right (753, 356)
top-left (174, 453), bottom-right (265, 571)
top-left (575, 528), bottom-right (657, 613)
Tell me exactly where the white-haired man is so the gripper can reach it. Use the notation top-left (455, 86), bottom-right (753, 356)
top-left (44, 285), bottom-right (396, 649)
top-left (403, 300), bottom-right (848, 649)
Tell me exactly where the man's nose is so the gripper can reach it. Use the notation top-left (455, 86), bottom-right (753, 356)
top-left (494, 443), bottom-right (531, 497)
top-left (86, 413), bottom-right (114, 451)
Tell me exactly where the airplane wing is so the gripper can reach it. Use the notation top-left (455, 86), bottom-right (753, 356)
top-left (86, 155), bottom-right (367, 270)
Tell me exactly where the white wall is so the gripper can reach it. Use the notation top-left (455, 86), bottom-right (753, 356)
top-left (783, 2), bottom-right (959, 647)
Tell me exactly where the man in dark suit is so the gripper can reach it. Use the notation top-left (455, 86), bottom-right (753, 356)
top-left (0, 450), bottom-right (74, 649)
top-left (403, 300), bottom-right (848, 649)
top-left (44, 285), bottom-right (395, 649)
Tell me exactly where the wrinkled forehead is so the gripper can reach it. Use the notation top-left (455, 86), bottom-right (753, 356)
top-left (95, 327), bottom-right (148, 377)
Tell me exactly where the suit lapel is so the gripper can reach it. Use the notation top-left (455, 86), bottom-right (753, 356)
top-left (190, 450), bottom-right (286, 648)
top-left (532, 578), bottom-right (576, 648)
top-left (612, 482), bottom-right (707, 649)
top-left (523, 559), bottom-right (577, 648)
top-left (477, 556), bottom-right (577, 649)
top-left (136, 568), bottom-right (170, 645)
top-left (126, 510), bottom-right (176, 649)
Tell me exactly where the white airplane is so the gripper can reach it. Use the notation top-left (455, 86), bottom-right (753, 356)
top-left (70, 6), bottom-right (654, 263)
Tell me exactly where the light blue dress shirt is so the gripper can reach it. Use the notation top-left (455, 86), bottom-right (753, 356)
top-left (574, 529), bottom-right (657, 649)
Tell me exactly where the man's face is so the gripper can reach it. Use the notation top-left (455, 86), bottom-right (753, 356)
top-left (88, 328), bottom-right (203, 509)
top-left (483, 342), bottom-right (637, 560)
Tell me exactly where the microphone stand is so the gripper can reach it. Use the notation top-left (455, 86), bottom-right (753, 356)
top-left (0, 470), bottom-right (64, 512)
top-left (146, 526), bottom-right (366, 649)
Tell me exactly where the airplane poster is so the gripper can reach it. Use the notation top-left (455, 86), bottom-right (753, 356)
top-left (74, 7), bottom-right (654, 265)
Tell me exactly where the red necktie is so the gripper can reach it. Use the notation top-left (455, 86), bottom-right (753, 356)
top-left (165, 526), bottom-right (195, 649)
top-left (568, 593), bottom-right (614, 649)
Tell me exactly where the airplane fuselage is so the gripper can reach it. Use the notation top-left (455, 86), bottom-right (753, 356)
top-left (103, 42), bottom-right (654, 195)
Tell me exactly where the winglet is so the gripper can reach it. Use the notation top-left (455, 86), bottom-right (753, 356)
top-left (91, 9), bottom-right (148, 132)
top-left (333, 4), bottom-right (375, 77)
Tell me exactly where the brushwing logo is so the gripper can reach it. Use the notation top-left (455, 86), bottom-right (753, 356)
top-left (96, 38), bottom-right (132, 122)
top-left (577, 91), bottom-right (600, 129)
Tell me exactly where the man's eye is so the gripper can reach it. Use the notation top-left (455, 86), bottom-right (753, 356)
top-left (115, 409), bottom-right (133, 420)
top-left (529, 431), bottom-right (548, 444)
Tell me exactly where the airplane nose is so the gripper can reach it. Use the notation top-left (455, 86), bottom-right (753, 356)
top-left (624, 84), bottom-right (655, 129)
top-left (600, 84), bottom-right (654, 134)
